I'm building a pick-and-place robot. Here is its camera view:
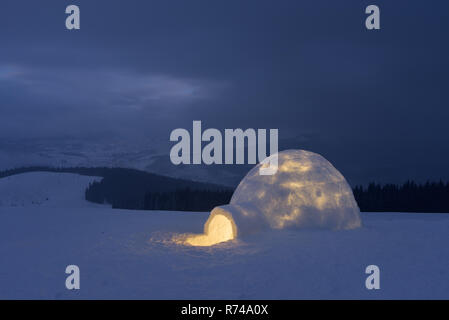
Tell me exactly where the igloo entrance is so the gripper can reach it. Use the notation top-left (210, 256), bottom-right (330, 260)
top-left (184, 209), bottom-right (237, 246)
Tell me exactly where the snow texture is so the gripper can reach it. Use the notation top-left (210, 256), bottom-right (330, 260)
top-left (0, 172), bottom-right (105, 208)
top-left (1, 171), bottom-right (448, 299)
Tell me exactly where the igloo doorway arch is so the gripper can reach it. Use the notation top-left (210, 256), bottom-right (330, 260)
top-left (179, 150), bottom-right (361, 247)
top-left (183, 207), bottom-right (238, 246)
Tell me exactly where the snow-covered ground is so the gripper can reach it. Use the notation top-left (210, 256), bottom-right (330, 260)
top-left (0, 172), bottom-right (448, 299)
top-left (0, 172), bottom-right (104, 208)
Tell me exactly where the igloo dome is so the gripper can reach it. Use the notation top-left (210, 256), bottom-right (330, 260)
top-left (180, 149), bottom-right (361, 246)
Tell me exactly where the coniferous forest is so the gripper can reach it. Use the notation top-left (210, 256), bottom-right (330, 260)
top-left (86, 175), bottom-right (449, 213)
top-left (353, 181), bottom-right (449, 213)
top-left (86, 178), bottom-right (449, 212)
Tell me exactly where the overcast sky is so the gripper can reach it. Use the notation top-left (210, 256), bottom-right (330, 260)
top-left (1, 0), bottom-right (448, 185)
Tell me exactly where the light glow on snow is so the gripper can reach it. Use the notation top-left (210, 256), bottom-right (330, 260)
top-left (176, 210), bottom-right (237, 247)
top-left (1, 171), bottom-right (448, 299)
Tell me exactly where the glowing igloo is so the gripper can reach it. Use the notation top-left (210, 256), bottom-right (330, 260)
top-left (181, 149), bottom-right (361, 246)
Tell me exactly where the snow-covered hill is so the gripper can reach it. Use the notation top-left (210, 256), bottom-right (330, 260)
top-left (0, 172), bottom-right (448, 299)
top-left (0, 172), bottom-right (105, 208)
top-left (0, 139), bottom-right (245, 187)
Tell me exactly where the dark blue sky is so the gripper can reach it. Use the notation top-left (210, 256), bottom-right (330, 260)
top-left (1, 0), bottom-right (448, 185)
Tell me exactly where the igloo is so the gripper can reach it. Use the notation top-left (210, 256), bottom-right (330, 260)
top-left (179, 149), bottom-right (362, 246)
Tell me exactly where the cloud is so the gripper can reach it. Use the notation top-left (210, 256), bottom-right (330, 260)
top-left (0, 65), bottom-right (24, 80)
top-left (0, 65), bottom-right (225, 110)
top-left (0, 64), bottom-right (227, 141)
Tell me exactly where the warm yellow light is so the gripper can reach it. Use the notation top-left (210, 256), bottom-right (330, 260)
top-left (177, 212), bottom-right (237, 247)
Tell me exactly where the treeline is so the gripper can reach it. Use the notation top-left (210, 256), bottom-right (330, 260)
top-left (0, 166), bottom-right (232, 211)
top-left (88, 176), bottom-right (449, 212)
top-left (0, 166), bottom-right (142, 179)
top-left (78, 167), bottom-right (232, 211)
top-left (353, 181), bottom-right (449, 213)
top-left (143, 189), bottom-right (233, 211)
top-left (85, 181), bottom-right (232, 211)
